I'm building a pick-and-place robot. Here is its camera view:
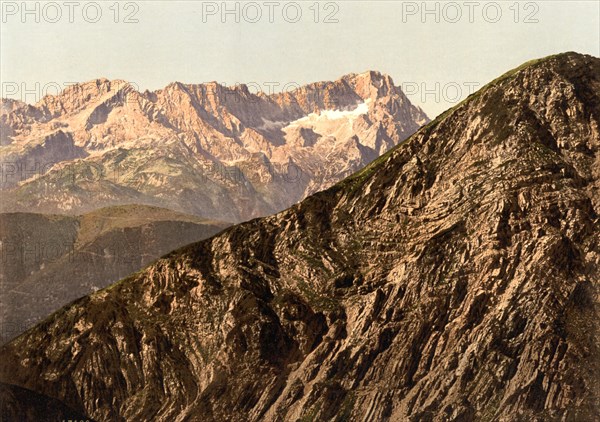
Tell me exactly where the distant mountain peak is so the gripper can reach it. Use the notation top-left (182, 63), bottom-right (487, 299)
top-left (32, 78), bottom-right (135, 119)
top-left (300, 70), bottom-right (394, 103)
top-left (343, 69), bottom-right (392, 83)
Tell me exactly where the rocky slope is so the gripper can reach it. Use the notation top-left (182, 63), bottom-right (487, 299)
top-left (0, 205), bottom-right (229, 343)
top-left (1, 52), bottom-right (599, 421)
top-left (0, 72), bottom-right (428, 222)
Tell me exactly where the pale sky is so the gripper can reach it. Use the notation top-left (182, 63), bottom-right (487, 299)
top-left (1, 1), bottom-right (599, 117)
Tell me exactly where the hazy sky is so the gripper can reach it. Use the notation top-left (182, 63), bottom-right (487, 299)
top-left (1, 1), bottom-right (599, 117)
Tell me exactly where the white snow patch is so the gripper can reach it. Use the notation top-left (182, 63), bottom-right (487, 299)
top-left (287, 99), bottom-right (372, 127)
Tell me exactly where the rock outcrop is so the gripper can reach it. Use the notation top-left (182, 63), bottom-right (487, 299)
top-left (1, 52), bottom-right (598, 421)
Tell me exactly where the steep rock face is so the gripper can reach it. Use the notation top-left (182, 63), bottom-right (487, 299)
top-left (0, 205), bottom-right (229, 343)
top-left (0, 72), bottom-right (428, 222)
top-left (1, 53), bottom-right (599, 421)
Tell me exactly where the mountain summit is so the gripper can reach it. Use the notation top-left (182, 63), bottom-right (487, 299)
top-left (0, 72), bottom-right (428, 222)
top-left (1, 52), bottom-right (599, 421)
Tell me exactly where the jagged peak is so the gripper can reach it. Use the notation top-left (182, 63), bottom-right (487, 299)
top-left (275, 70), bottom-right (398, 103)
top-left (49, 78), bottom-right (132, 95)
top-left (342, 70), bottom-right (395, 86)
top-left (162, 80), bottom-right (251, 92)
top-left (35, 78), bottom-right (134, 108)
top-left (158, 81), bottom-right (255, 104)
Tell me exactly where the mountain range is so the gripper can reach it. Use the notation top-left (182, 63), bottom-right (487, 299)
top-left (0, 71), bottom-right (428, 222)
top-left (1, 52), bottom-right (597, 421)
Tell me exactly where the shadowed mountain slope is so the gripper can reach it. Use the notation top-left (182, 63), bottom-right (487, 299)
top-left (0, 205), bottom-right (229, 343)
top-left (0, 383), bottom-right (95, 422)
